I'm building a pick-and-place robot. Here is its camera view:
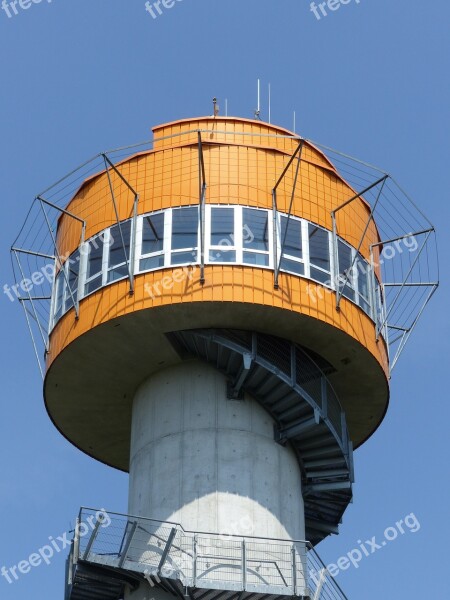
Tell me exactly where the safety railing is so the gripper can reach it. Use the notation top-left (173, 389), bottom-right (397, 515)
top-left (71, 507), bottom-right (348, 600)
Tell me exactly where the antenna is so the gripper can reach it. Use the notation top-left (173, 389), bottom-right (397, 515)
top-left (213, 97), bottom-right (219, 117)
top-left (225, 99), bottom-right (228, 117)
top-left (257, 79), bottom-right (260, 114)
top-left (254, 79), bottom-right (261, 120)
top-left (268, 83), bottom-right (271, 124)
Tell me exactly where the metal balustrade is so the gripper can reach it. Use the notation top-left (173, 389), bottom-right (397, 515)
top-left (66, 508), bottom-right (348, 600)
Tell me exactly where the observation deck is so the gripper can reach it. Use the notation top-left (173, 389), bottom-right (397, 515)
top-left (66, 508), bottom-right (348, 600)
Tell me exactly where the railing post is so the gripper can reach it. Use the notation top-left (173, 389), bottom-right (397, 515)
top-left (73, 517), bottom-right (80, 566)
top-left (118, 521), bottom-right (138, 568)
top-left (242, 540), bottom-right (247, 590)
top-left (82, 513), bottom-right (105, 561)
top-left (193, 534), bottom-right (197, 587)
top-left (291, 544), bottom-right (297, 596)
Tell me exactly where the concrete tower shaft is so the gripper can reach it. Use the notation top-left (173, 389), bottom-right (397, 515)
top-left (129, 361), bottom-right (305, 540)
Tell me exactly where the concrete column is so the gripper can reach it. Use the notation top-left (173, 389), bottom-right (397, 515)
top-left (128, 360), bottom-right (305, 540)
top-left (125, 360), bottom-right (306, 600)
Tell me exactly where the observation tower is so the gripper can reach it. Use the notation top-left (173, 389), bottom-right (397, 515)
top-left (11, 115), bottom-right (438, 599)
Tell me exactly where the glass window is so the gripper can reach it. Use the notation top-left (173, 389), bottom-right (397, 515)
top-left (280, 215), bottom-right (302, 259)
top-left (140, 213), bottom-right (165, 272)
top-left (85, 236), bottom-right (104, 294)
top-left (172, 207), bottom-right (198, 251)
top-left (211, 207), bottom-right (234, 245)
top-left (53, 270), bottom-right (65, 322)
top-left (108, 221), bottom-right (131, 283)
top-left (375, 279), bottom-right (386, 334)
top-left (210, 207), bottom-right (236, 263)
top-left (309, 225), bottom-right (330, 270)
top-left (356, 253), bottom-right (371, 314)
top-left (243, 208), bottom-right (269, 252)
top-left (279, 215), bottom-right (304, 275)
top-left (338, 240), bottom-right (355, 302)
top-left (65, 250), bottom-right (80, 311)
top-left (309, 225), bottom-right (330, 282)
top-left (280, 257), bottom-right (304, 275)
top-left (142, 213), bottom-right (164, 255)
top-left (172, 250), bottom-right (198, 265)
top-left (243, 208), bottom-right (269, 266)
top-left (243, 252), bottom-right (269, 266)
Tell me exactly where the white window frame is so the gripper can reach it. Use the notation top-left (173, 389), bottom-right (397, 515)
top-left (136, 211), bottom-right (166, 274)
top-left (277, 213), bottom-right (306, 276)
top-left (106, 220), bottom-right (133, 285)
top-left (207, 204), bottom-right (239, 265)
top-left (84, 233), bottom-right (107, 296)
top-left (308, 224), bottom-right (333, 286)
top-left (242, 206), bottom-right (272, 268)
top-left (49, 204), bottom-right (381, 331)
top-left (170, 205), bottom-right (200, 266)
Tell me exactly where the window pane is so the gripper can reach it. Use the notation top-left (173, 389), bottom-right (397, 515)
top-left (171, 250), bottom-right (197, 265)
top-left (172, 207), bottom-right (198, 250)
top-left (243, 251), bottom-right (269, 266)
top-left (108, 264), bottom-right (129, 283)
top-left (280, 216), bottom-right (302, 259)
top-left (65, 250), bottom-right (80, 310)
top-left (375, 280), bottom-right (385, 331)
top-left (211, 207), bottom-right (234, 245)
top-left (356, 253), bottom-right (370, 300)
top-left (360, 298), bottom-right (371, 315)
top-left (142, 213), bottom-right (164, 255)
top-left (280, 257), bottom-right (304, 275)
top-left (109, 221), bottom-right (131, 268)
top-left (309, 225), bottom-right (330, 271)
top-left (210, 250), bottom-right (236, 263)
top-left (54, 270), bottom-right (65, 321)
top-left (338, 240), bottom-right (355, 302)
top-left (86, 238), bottom-right (103, 280)
top-left (140, 255), bottom-right (165, 271)
top-left (310, 267), bottom-right (331, 285)
top-left (86, 275), bottom-right (102, 294)
top-left (243, 209), bottom-right (269, 251)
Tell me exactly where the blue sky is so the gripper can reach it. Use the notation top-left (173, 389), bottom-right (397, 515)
top-left (0, 1), bottom-right (449, 598)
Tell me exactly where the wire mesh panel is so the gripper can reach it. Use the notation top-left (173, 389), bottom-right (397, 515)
top-left (306, 545), bottom-right (349, 600)
top-left (245, 538), bottom-right (294, 594)
top-left (74, 509), bottom-right (348, 598)
top-left (195, 534), bottom-right (244, 591)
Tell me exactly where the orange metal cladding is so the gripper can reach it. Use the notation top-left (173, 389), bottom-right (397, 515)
top-left (48, 117), bottom-right (388, 375)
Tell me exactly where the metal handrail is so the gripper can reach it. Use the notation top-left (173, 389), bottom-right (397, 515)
top-left (74, 507), bottom-right (348, 600)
